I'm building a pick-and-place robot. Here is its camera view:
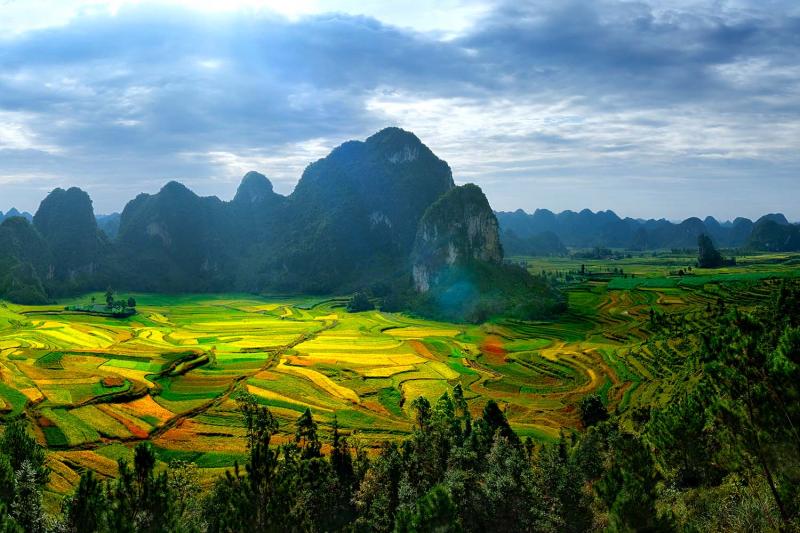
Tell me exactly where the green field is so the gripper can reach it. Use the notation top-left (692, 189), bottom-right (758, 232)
top-left (1, 251), bottom-right (798, 496)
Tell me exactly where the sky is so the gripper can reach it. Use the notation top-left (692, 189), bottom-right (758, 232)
top-left (0, 0), bottom-right (798, 221)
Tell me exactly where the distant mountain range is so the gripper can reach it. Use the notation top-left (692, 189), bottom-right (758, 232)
top-left (0, 128), bottom-right (563, 322)
top-left (2, 127), bottom-right (795, 318)
top-left (0, 208), bottom-right (33, 223)
top-left (496, 209), bottom-right (800, 254)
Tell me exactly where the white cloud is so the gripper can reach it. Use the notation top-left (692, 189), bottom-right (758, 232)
top-left (0, 0), bottom-right (798, 219)
top-left (0, 111), bottom-right (63, 153)
top-left (179, 137), bottom-right (334, 196)
top-left (0, 0), bottom-right (490, 37)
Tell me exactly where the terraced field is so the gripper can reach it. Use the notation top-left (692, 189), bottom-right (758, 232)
top-left (1, 252), bottom-right (798, 498)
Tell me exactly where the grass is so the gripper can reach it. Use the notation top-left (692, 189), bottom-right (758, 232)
top-left (1, 251), bottom-right (798, 495)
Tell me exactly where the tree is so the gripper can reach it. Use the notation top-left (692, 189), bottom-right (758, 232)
top-left (596, 433), bottom-right (673, 532)
top-left (481, 434), bottom-right (549, 532)
top-left (106, 442), bottom-right (175, 533)
top-left (535, 433), bottom-right (594, 532)
top-left (204, 391), bottom-right (281, 532)
top-left (395, 485), bottom-right (461, 533)
top-left (646, 389), bottom-right (724, 488)
top-left (105, 287), bottom-right (114, 307)
top-left (579, 394), bottom-right (609, 428)
top-left (10, 462), bottom-right (47, 533)
top-left (329, 417), bottom-right (356, 528)
top-left (700, 309), bottom-right (800, 527)
top-left (452, 383), bottom-right (469, 421)
top-left (63, 470), bottom-right (108, 533)
top-left (295, 408), bottom-right (322, 459)
top-left (127, 297), bottom-right (137, 309)
top-left (0, 502), bottom-right (21, 533)
top-left (0, 454), bottom-right (14, 507)
top-left (697, 234), bottom-right (723, 268)
top-left (353, 442), bottom-right (404, 532)
top-left (346, 291), bottom-right (374, 313)
top-left (330, 417), bottom-right (352, 478)
top-left (167, 460), bottom-right (204, 530)
top-left (411, 396), bottom-right (432, 431)
top-left (0, 421), bottom-right (48, 485)
top-left (480, 400), bottom-right (518, 447)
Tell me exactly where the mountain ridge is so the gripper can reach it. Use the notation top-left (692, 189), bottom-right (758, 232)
top-left (495, 208), bottom-right (797, 252)
top-left (0, 128), bottom-right (562, 322)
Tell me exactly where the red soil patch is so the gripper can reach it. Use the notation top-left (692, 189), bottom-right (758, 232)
top-left (97, 405), bottom-right (149, 439)
top-left (362, 399), bottom-right (390, 416)
top-left (285, 355), bottom-right (313, 366)
top-left (480, 335), bottom-right (507, 364)
top-left (38, 416), bottom-right (55, 427)
top-left (410, 340), bottom-right (434, 360)
top-left (101, 376), bottom-right (125, 388)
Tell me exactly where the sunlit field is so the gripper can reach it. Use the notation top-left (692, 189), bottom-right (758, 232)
top-left (2, 252), bottom-right (799, 501)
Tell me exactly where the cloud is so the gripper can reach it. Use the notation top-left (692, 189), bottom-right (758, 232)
top-left (0, 0), bottom-right (797, 220)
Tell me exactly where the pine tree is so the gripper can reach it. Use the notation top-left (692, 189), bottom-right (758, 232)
top-left (596, 433), bottom-right (673, 532)
top-left (0, 421), bottom-right (48, 485)
top-left (295, 408), bottom-right (322, 459)
top-left (10, 462), bottom-right (46, 533)
top-left (63, 470), bottom-right (108, 533)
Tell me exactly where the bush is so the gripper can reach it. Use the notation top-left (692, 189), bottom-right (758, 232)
top-left (346, 291), bottom-right (374, 313)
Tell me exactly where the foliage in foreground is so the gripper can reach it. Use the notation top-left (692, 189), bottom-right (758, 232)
top-left (2, 281), bottom-right (800, 532)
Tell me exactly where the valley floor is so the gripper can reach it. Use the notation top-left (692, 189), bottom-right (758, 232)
top-left (1, 251), bottom-right (799, 507)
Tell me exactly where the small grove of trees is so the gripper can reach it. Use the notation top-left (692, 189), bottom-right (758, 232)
top-left (346, 291), bottom-right (374, 313)
top-left (697, 234), bottom-right (724, 268)
top-left (102, 288), bottom-right (136, 313)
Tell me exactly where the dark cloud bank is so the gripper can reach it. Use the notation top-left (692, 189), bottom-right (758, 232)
top-left (0, 0), bottom-right (798, 219)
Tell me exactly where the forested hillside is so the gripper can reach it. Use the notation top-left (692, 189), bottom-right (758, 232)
top-left (0, 129), bottom-right (563, 322)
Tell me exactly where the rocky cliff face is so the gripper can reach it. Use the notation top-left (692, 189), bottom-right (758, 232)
top-left (412, 184), bottom-right (502, 292)
top-left (290, 126), bottom-right (455, 252)
top-left (0, 128), bottom-right (567, 320)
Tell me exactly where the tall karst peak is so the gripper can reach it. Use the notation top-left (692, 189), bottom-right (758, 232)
top-left (33, 186), bottom-right (100, 279)
top-left (283, 128), bottom-right (456, 286)
top-left (158, 180), bottom-right (197, 198)
top-left (34, 187), bottom-right (97, 238)
top-left (366, 127), bottom-right (426, 164)
top-left (233, 171), bottom-right (278, 204)
top-left (412, 183), bottom-right (503, 293)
